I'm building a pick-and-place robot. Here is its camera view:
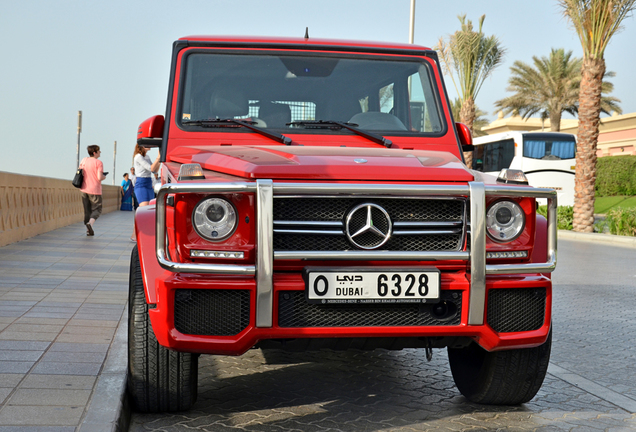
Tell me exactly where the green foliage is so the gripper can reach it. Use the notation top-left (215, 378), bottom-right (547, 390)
top-left (595, 155), bottom-right (636, 196)
top-left (493, 48), bottom-right (621, 131)
top-left (595, 196), bottom-right (636, 213)
top-left (435, 15), bottom-right (505, 103)
top-left (558, 0), bottom-right (636, 59)
top-left (606, 207), bottom-right (636, 236)
top-left (537, 205), bottom-right (574, 230)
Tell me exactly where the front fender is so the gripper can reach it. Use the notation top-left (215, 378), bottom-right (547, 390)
top-left (134, 205), bottom-right (169, 304)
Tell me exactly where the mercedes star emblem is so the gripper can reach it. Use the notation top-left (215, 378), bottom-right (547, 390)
top-left (345, 203), bottom-right (392, 249)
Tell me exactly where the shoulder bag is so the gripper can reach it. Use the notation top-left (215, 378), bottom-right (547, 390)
top-left (72, 167), bottom-right (84, 188)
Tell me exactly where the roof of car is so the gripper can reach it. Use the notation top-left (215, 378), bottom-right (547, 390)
top-left (178, 35), bottom-right (433, 53)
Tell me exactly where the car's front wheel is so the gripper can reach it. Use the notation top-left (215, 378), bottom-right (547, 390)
top-left (127, 246), bottom-right (198, 413)
top-left (447, 331), bottom-right (551, 405)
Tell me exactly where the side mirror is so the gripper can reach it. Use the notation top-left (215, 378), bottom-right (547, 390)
top-left (137, 115), bottom-right (164, 147)
top-left (456, 122), bottom-right (474, 152)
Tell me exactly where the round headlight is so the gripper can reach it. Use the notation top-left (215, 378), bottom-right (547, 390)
top-left (192, 198), bottom-right (237, 241)
top-left (486, 200), bottom-right (525, 242)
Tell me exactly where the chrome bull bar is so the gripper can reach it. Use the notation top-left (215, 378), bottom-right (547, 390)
top-left (155, 181), bottom-right (557, 327)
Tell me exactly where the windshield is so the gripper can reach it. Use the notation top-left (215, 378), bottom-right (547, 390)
top-left (178, 51), bottom-right (445, 134)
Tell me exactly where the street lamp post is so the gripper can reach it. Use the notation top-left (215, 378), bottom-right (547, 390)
top-left (113, 140), bottom-right (117, 185)
top-left (409, 0), bottom-right (416, 44)
top-left (76, 111), bottom-right (82, 168)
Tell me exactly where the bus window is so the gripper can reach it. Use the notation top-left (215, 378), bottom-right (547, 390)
top-left (523, 136), bottom-right (576, 160)
top-left (473, 138), bottom-right (514, 172)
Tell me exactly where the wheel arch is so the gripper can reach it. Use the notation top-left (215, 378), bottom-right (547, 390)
top-left (134, 204), bottom-right (164, 304)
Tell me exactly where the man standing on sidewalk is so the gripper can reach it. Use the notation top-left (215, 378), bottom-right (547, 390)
top-left (79, 145), bottom-right (107, 236)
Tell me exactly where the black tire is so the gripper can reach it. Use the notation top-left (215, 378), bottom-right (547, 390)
top-left (127, 246), bottom-right (198, 413)
top-left (448, 331), bottom-right (551, 405)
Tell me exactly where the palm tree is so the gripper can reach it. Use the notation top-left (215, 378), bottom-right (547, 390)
top-left (450, 98), bottom-right (489, 137)
top-left (494, 48), bottom-right (621, 131)
top-left (436, 15), bottom-right (505, 167)
top-left (558, 0), bottom-right (636, 232)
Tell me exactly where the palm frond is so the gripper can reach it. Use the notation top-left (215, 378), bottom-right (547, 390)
top-left (493, 48), bottom-right (620, 128)
top-left (436, 14), bottom-right (506, 103)
top-left (558, 0), bottom-right (636, 58)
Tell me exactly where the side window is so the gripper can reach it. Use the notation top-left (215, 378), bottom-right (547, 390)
top-left (474, 139), bottom-right (515, 172)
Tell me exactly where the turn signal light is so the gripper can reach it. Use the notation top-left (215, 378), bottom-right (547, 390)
top-left (486, 251), bottom-right (528, 259)
top-left (497, 169), bottom-right (528, 185)
top-left (190, 250), bottom-right (244, 259)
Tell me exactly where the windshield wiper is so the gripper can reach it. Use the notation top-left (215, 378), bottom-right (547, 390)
top-left (183, 118), bottom-right (292, 145)
top-left (289, 120), bottom-right (392, 148)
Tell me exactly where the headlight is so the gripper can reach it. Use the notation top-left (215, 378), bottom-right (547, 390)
top-left (486, 200), bottom-right (525, 242)
top-left (192, 198), bottom-right (237, 241)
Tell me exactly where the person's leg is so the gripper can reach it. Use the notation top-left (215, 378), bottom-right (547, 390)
top-left (82, 193), bottom-right (91, 225)
top-left (132, 188), bottom-right (139, 210)
top-left (86, 194), bottom-right (102, 235)
top-left (82, 193), bottom-right (94, 235)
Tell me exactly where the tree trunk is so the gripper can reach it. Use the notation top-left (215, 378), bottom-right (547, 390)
top-left (459, 97), bottom-right (475, 169)
top-left (573, 57), bottom-right (605, 233)
top-left (549, 111), bottom-right (561, 132)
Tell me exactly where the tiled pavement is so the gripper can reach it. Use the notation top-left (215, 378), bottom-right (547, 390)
top-left (129, 235), bottom-right (636, 431)
top-left (0, 211), bottom-right (134, 432)
top-left (3, 211), bottom-right (636, 432)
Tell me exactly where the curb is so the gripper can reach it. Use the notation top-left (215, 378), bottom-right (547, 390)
top-left (79, 309), bottom-right (130, 432)
top-left (558, 229), bottom-right (636, 248)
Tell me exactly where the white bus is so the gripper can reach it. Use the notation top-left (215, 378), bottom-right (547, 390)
top-left (472, 131), bottom-right (576, 206)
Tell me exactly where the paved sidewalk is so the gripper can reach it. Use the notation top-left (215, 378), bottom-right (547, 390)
top-left (0, 211), bottom-right (135, 432)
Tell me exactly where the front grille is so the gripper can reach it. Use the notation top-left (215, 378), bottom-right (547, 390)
top-left (274, 198), bottom-right (464, 221)
top-left (174, 289), bottom-right (250, 336)
top-left (273, 197), bottom-right (466, 252)
top-left (273, 233), bottom-right (461, 252)
top-left (487, 288), bottom-right (546, 333)
top-left (278, 290), bottom-right (462, 327)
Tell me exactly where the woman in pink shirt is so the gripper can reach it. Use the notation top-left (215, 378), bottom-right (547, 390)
top-left (79, 145), bottom-right (107, 236)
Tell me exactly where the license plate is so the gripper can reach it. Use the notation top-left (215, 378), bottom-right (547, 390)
top-left (305, 268), bottom-right (440, 304)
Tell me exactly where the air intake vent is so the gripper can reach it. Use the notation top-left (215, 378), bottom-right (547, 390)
top-left (487, 288), bottom-right (546, 333)
top-left (174, 289), bottom-right (250, 336)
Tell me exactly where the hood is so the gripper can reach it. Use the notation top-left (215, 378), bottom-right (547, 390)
top-left (169, 146), bottom-right (474, 182)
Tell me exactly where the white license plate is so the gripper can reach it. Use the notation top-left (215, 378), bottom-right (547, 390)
top-left (305, 268), bottom-right (440, 304)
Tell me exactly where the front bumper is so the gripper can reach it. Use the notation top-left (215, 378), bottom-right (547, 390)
top-left (148, 181), bottom-right (556, 354)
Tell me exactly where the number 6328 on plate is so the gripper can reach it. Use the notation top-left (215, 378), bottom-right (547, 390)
top-left (304, 267), bottom-right (440, 304)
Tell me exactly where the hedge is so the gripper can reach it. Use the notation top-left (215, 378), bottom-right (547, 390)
top-left (606, 207), bottom-right (636, 236)
top-left (595, 155), bottom-right (636, 197)
top-left (537, 205), bottom-right (573, 230)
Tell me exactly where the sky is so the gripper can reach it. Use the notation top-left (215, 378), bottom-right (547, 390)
top-left (1, 0), bottom-right (635, 182)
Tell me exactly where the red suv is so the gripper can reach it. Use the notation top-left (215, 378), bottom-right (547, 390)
top-left (128, 36), bottom-right (557, 412)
